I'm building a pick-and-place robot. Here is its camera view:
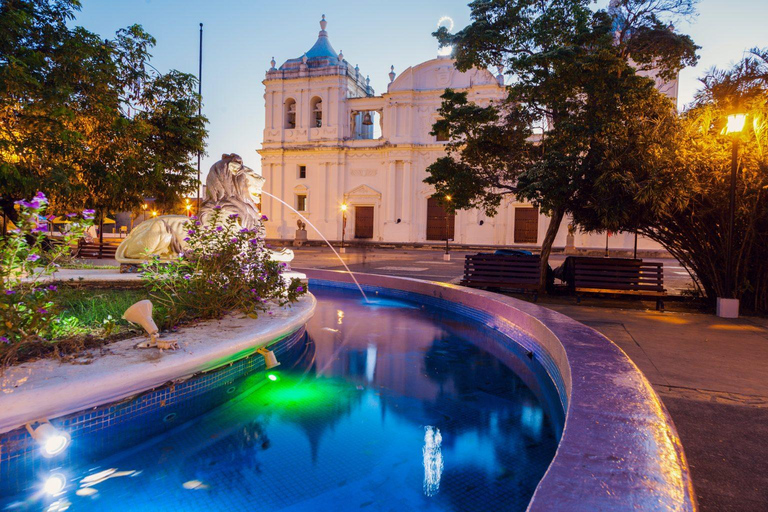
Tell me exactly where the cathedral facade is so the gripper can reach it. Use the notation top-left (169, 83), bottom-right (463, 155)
top-left (258, 16), bottom-right (672, 254)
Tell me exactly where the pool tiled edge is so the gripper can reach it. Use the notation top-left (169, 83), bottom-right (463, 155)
top-left (302, 269), bottom-right (697, 512)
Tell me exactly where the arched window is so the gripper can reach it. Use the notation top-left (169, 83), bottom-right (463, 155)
top-left (310, 96), bottom-right (323, 128)
top-left (285, 98), bottom-right (296, 129)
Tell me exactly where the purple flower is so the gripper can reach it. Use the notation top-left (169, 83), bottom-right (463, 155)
top-left (33, 224), bottom-right (47, 232)
top-left (280, 262), bottom-right (287, 267)
top-left (5, 290), bottom-right (15, 295)
top-left (190, 215), bottom-right (198, 220)
top-left (65, 213), bottom-right (77, 218)
top-left (261, 215), bottom-right (269, 221)
top-left (183, 274), bottom-right (191, 280)
top-left (188, 229), bottom-right (196, 235)
top-left (47, 285), bottom-right (57, 291)
top-left (239, 228), bottom-right (250, 233)
top-left (216, 226), bottom-right (223, 232)
top-left (231, 238), bottom-right (238, 243)
top-left (83, 209), bottom-right (95, 219)
top-left (27, 254), bottom-right (40, 262)
top-left (34, 191), bottom-right (48, 203)
top-left (37, 308), bottom-right (48, 314)
top-left (249, 239), bottom-right (259, 245)
top-left (296, 286), bottom-right (304, 292)
top-left (0, 336), bottom-right (9, 344)
top-left (213, 205), bottom-right (222, 210)
top-left (15, 199), bottom-right (40, 209)
top-left (195, 221), bottom-right (201, 226)
top-left (183, 237), bottom-right (190, 242)
top-left (229, 213), bottom-right (239, 219)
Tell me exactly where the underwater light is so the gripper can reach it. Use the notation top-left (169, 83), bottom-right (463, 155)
top-left (257, 347), bottom-right (280, 370)
top-left (26, 421), bottom-right (70, 458)
top-left (267, 373), bottom-right (279, 382)
top-left (43, 473), bottom-right (66, 495)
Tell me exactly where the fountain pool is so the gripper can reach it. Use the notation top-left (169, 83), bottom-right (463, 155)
top-left (0, 285), bottom-right (562, 512)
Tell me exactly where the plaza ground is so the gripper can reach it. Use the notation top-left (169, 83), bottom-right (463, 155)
top-left (73, 246), bottom-right (766, 510)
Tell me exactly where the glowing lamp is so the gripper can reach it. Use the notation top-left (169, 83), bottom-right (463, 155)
top-left (151, 210), bottom-right (158, 217)
top-left (257, 347), bottom-right (280, 370)
top-left (340, 203), bottom-right (348, 212)
top-left (445, 195), bottom-right (452, 201)
top-left (26, 421), bottom-right (71, 458)
top-left (43, 474), bottom-right (67, 496)
top-left (726, 113), bottom-right (747, 134)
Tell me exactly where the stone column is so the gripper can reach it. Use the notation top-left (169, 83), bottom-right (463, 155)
top-left (402, 160), bottom-right (412, 225)
top-left (386, 160), bottom-right (397, 223)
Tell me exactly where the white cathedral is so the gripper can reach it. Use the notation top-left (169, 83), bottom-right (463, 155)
top-left (258, 15), bottom-right (674, 254)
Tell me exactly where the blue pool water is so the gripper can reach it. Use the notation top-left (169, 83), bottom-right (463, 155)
top-left (1, 285), bottom-right (563, 511)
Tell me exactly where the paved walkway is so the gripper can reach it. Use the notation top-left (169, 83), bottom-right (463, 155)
top-left (542, 303), bottom-right (768, 512)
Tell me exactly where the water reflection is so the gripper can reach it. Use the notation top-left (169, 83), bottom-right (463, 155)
top-left (423, 426), bottom-right (444, 497)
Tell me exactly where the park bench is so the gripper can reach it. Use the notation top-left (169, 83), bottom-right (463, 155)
top-left (460, 253), bottom-right (542, 297)
top-left (569, 257), bottom-right (666, 310)
top-left (76, 239), bottom-right (119, 259)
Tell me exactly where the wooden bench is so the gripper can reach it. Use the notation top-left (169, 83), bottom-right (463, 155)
top-left (76, 240), bottom-right (119, 259)
top-left (571, 257), bottom-right (666, 310)
top-left (460, 253), bottom-right (542, 297)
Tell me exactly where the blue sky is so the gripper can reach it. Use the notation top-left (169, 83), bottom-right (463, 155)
top-left (72, 0), bottom-right (768, 176)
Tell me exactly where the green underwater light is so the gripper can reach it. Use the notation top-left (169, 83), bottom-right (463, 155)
top-left (267, 373), bottom-right (280, 382)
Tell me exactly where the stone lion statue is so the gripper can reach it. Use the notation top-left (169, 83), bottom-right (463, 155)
top-left (116, 154), bottom-right (292, 265)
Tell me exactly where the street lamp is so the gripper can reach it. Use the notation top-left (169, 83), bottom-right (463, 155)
top-left (718, 112), bottom-right (747, 318)
top-left (340, 203), bottom-right (348, 254)
top-left (185, 198), bottom-right (192, 217)
top-left (443, 195), bottom-right (452, 261)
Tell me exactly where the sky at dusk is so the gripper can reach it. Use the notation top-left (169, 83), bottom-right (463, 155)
top-left (71, 0), bottom-right (768, 177)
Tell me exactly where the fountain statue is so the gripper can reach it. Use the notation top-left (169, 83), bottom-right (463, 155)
top-left (116, 154), bottom-right (293, 271)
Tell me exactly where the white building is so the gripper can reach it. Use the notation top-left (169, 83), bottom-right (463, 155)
top-left (259, 16), bottom-right (671, 254)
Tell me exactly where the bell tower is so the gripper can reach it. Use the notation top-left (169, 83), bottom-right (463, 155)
top-left (262, 15), bottom-right (372, 147)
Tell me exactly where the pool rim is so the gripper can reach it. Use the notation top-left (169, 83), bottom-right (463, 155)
top-left (300, 268), bottom-right (697, 512)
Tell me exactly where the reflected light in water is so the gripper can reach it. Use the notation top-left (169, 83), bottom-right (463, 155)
top-left (423, 426), bottom-right (444, 497)
top-left (521, 404), bottom-right (544, 439)
top-left (365, 344), bottom-right (377, 383)
top-left (337, 309), bottom-right (344, 325)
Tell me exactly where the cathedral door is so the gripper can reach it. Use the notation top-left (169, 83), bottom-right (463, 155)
top-left (354, 206), bottom-right (374, 238)
top-left (514, 207), bottom-right (539, 243)
top-left (426, 197), bottom-right (455, 241)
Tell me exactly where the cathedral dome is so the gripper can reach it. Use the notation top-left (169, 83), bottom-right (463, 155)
top-left (279, 15), bottom-right (341, 70)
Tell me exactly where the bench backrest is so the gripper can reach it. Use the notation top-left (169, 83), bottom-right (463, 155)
top-left (572, 257), bottom-right (663, 292)
top-left (463, 253), bottom-right (541, 285)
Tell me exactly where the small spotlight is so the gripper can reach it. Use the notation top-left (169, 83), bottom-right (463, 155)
top-left (267, 373), bottom-right (279, 382)
top-left (257, 347), bottom-right (280, 370)
top-left (26, 421), bottom-right (70, 458)
top-left (43, 473), bottom-right (66, 496)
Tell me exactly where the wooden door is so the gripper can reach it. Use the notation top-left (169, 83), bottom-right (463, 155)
top-left (514, 207), bottom-right (539, 243)
top-left (426, 197), bottom-right (455, 241)
top-left (354, 206), bottom-right (374, 238)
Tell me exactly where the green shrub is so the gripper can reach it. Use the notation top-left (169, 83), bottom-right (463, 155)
top-left (0, 193), bottom-right (92, 361)
top-left (140, 208), bottom-right (305, 327)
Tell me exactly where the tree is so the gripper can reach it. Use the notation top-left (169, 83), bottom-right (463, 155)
top-left (426, 0), bottom-right (698, 288)
top-left (0, 0), bottom-right (206, 228)
top-left (642, 49), bottom-right (768, 313)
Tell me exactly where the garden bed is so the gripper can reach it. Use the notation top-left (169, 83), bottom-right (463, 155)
top-left (0, 293), bottom-right (316, 434)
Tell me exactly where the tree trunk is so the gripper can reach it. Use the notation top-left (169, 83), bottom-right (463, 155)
top-left (538, 206), bottom-right (565, 293)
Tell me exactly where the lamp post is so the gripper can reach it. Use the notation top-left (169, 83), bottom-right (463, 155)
top-left (718, 112), bottom-right (747, 318)
top-left (443, 195), bottom-right (452, 261)
top-left (340, 203), bottom-right (348, 254)
top-left (141, 203), bottom-right (148, 223)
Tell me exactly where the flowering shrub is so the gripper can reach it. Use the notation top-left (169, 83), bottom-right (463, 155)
top-left (140, 208), bottom-right (306, 327)
top-left (0, 193), bottom-right (92, 360)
